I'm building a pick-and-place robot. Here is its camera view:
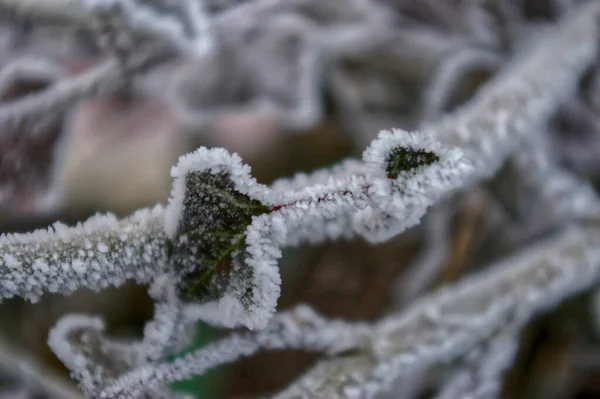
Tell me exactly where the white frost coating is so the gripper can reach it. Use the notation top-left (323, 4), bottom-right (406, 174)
top-left (427, 1), bottom-right (600, 180)
top-left (47, 314), bottom-right (107, 396)
top-left (265, 0), bottom-right (600, 249)
top-left (48, 313), bottom-right (150, 397)
top-left (235, 213), bottom-right (282, 329)
top-left (164, 132), bottom-right (470, 329)
top-left (356, 129), bottom-right (472, 243)
top-left (272, 171), bottom-right (372, 246)
top-left (0, 205), bottom-right (168, 302)
top-left (3, 127), bottom-right (468, 331)
top-left (277, 225), bottom-right (600, 399)
top-left (98, 305), bottom-right (371, 398)
top-left (270, 159), bottom-right (366, 194)
top-left (49, 308), bottom-right (190, 398)
top-left (434, 330), bottom-right (519, 399)
top-left (269, 129), bottom-right (471, 246)
top-left (362, 226), bottom-right (600, 398)
top-left (164, 146), bottom-right (276, 238)
top-left (141, 276), bottom-right (195, 363)
top-left (49, 279), bottom-right (206, 398)
top-left (164, 147), bottom-right (281, 330)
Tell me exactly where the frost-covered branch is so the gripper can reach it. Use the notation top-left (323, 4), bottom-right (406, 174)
top-left (0, 206), bottom-right (167, 301)
top-left (434, 330), bottom-right (519, 399)
top-left (489, 130), bottom-right (600, 248)
top-left (139, 276), bottom-right (196, 364)
top-left (426, 1), bottom-right (600, 179)
top-left (49, 305), bottom-right (369, 398)
top-left (48, 314), bottom-right (125, 396)
top-left (271, 130), bottom-right (470, 245)
top-left (162, 131), bottom-right (470, 329)
top-left (277, 223), bottom-right (600, 398)
top-left (271, 0), bottom-right (600, 243)
top-left (75, 221), bottom-right (600, 398)
top-left (0, 127), bottom-right (470, 330)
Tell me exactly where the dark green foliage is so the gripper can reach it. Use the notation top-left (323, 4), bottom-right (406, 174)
top-left (385, 146), bottom-right (440, 179)
top-left (170, 171), bottom-right (271, 303)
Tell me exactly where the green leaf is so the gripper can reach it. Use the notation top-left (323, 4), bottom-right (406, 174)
top-left (385, 147), bottom-right (440, 179)
top-left (169, 170), bottom-right (271, 303)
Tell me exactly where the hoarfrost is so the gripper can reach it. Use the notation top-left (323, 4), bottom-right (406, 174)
top-left (0, 205), bottom-right (168, 301)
